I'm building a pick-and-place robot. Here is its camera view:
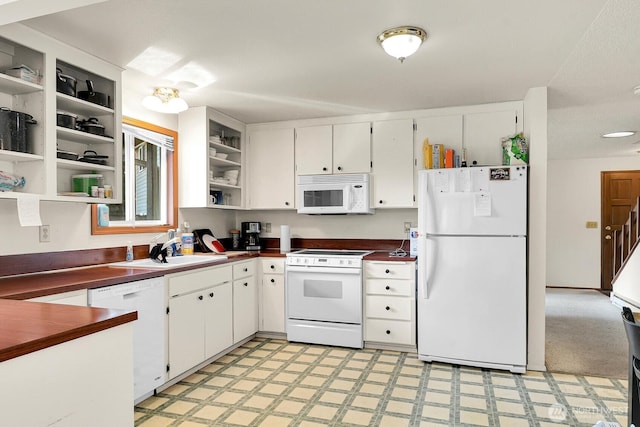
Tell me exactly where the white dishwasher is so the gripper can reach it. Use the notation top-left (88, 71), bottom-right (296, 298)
top-left (89, 277), bottom-right (165, 403)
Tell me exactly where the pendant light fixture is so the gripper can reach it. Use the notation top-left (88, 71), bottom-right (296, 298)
top-left (377, 26), bottom-right (427, 63)
top-left (142, 87), bottom-right (188, 114)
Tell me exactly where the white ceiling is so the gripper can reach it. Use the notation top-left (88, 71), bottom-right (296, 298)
top-left (19, 0), bottom-right (640, 160)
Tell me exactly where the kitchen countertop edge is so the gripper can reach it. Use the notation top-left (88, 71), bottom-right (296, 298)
top-left (0, 299), bottom-right (137, 363)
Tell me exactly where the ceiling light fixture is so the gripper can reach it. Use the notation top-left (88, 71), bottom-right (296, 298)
top-left (377, 26), bottom-right (427, 63)
top-left (142, 87), bottom-right (188, 114)
top-left (602, 131), bottom-right (636, 138)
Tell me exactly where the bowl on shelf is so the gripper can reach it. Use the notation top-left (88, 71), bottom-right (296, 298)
top-left (215, 153), bottom-right (228, 160)
top-left (208, 148), bottom-right (217, 157)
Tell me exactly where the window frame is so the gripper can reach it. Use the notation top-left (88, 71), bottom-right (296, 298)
top-left (91, 116), bottom-right (178, 235)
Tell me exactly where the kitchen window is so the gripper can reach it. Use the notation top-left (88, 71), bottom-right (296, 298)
top-left (91, 117), bottom-right (178, 234)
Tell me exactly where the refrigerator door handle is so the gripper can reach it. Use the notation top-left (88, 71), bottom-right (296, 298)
top-left (421, 235), bottom-right (437, 299)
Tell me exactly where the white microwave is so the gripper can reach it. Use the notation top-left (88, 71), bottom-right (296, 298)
top-left (297, 173), bottom-right (374, 214)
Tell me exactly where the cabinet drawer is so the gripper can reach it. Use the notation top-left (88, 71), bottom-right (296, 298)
top-left (168, 265), bottom-right (232, 296)
top-left (233, 259), bottom-right (256, 279)
top-left (261, 258), bottom-right (285, 275)
top-left (365, 262), bottom-right (414, 280)
top-left (365, 295), bottom-right (413, 321)
top-left (366, 279), bottom-right (414, 297)
top-left (365, 318), bottom-right (414, 345)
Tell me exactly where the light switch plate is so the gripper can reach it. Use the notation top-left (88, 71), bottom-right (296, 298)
top-left (586, 221), bottom-right (598, 229)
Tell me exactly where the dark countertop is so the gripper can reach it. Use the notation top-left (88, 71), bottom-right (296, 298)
top-left (0, 248), bottom-right (413, 362)
top-left (0, 298), bottom-right (137, 363)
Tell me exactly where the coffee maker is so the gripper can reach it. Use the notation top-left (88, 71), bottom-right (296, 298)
top-left (241, 222), bottom-right (261, 251)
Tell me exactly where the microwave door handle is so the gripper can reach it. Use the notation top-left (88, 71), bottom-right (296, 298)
top-left (345, 185), bottom-right (353, 210)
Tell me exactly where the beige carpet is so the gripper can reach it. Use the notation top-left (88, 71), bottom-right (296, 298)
top-left (546, 288), bottom-right (628, 379)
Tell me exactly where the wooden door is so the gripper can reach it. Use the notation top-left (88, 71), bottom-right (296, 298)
top-left (601, 171), bottom-right (640, 290)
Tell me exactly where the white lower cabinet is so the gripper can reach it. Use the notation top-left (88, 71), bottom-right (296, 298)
top-left (233, 259), bottom-right (258, 342)
top-left (260, 258), bottom-right (286, 334)
top-left (167, 265), bottom-right (233, 380)
top-left (364, 260), bottom-right (416, 347)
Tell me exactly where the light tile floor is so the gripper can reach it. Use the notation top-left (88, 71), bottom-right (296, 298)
top-left (134, 338), bottom-right (628, 426)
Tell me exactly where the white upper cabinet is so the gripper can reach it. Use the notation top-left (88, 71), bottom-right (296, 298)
top-left (332, 122), bottom-right (371, 174)
top-left (463, 109), bottom-right (520, 167)
top-left (247, 128), bottom-right (295, 209)
top-left (0, 23), bottom-right (122, 203)
top-left (371, 119), bottom-right (414, 208)
top-left (414, 115), bottom-right (463, 171)
top-left (294, 125), bottom-right (333, 175)
top-left (54, 60), bottom-right (120, 203)
top-left (179, 106), bottom-right (244, 209)
top-left (295, 122), bottom-right (370, 175)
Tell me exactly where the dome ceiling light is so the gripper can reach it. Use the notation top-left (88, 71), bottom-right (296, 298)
top-left (377, 26), bottom-right (427, 63)
top-left (142, 87), bottom-right (188, 114)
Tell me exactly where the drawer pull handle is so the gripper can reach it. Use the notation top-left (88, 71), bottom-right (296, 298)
top-left (243, 282), bottom-right (248, 287)
top-left (198, 295), bottom-right (204, 301)
top-left (385, 306), bottom-right (390, 311)
top-left (244, 267), bottom-right (248, 272)
top-left (385, 285), bottom-right (390, 290)
top-left (385, 269), bottom-right (390, 274)
top-left (270, 265), bottom-right (275, 269)
top-left (386, 330), bottom-right (391, 335)
top-left (209, 292), bottom-right (214, 298)
top-left (271, 278), bottom-right (275, 283)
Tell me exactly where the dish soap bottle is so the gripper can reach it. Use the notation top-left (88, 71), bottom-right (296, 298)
top-left (126, 241), bottom-right (134, 261)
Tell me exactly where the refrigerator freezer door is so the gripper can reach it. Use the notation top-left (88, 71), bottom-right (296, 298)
top-left (417, 235), bottom-right (526, 371)
top-left (418, 166), bottom-right (527, 236)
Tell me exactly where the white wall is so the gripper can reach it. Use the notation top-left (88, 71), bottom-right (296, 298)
top-left (237, 209), bottom-right (418, 241)
top-left (524, 87), bottom-right (548, 372)
top-left (547, 156), bottom-right (640, 288)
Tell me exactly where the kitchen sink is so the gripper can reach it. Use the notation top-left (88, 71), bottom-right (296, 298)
top-left (109, 254), bottom-right (228, 269)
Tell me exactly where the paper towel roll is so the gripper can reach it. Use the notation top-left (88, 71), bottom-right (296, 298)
top-left (280, 225), bottom-right (291, 253)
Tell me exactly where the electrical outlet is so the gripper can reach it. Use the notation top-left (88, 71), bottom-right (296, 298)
top-left (39, 224), bottom-right (51, 242)
top-left (265, 223), bottom-right (272, 233)
top-left (403, 222), bottom-right (412, 233)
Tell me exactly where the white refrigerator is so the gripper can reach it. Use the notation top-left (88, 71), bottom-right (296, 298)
top-left (417, 165), bottom-right (527, 373)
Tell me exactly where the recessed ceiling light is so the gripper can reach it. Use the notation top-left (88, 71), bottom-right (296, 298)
top-left (602, 131), bottom-right (636, 138)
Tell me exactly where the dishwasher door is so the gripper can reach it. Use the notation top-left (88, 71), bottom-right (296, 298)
top-left (89, 277), bottom-right (166, 403)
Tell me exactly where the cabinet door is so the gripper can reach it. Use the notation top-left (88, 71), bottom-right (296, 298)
top-left (168, 292), bottom-right (205, 379)
top-left (414, 115), bottom-right (463, 170)
top-left (261, 274), bottom-right (285, 333)
top-left (204, 282), bottom-right (233, 359)
top-left (333, 122), bottom-right (371, 174)
top-left (372, 119), bottom-right (414, 208)
top-left (295, 125), bottom-right (332, 175)
top-left (247, 128), bottom-right (295, 209)
top-left (233, 275), bottom-right (258, 342)
top-left (463, 110), bottom-right (519, 166)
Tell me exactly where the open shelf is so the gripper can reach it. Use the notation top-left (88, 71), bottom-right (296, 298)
top-left (0, 72), bottom-right (42, 95)
top-left (56, 126), bottom-right (114, 144)
top-left (0, 149), bottom-right (43, 162)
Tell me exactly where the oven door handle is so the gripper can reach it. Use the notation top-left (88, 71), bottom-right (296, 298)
top-left (286, 266), bottom-right (362, 275)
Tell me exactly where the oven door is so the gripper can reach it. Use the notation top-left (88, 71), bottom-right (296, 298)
top-left (286, 266), bottom-right (362, 324)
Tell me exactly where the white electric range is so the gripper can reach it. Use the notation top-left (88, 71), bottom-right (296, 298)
top-left (285, 249), bottom-right (372, 348)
